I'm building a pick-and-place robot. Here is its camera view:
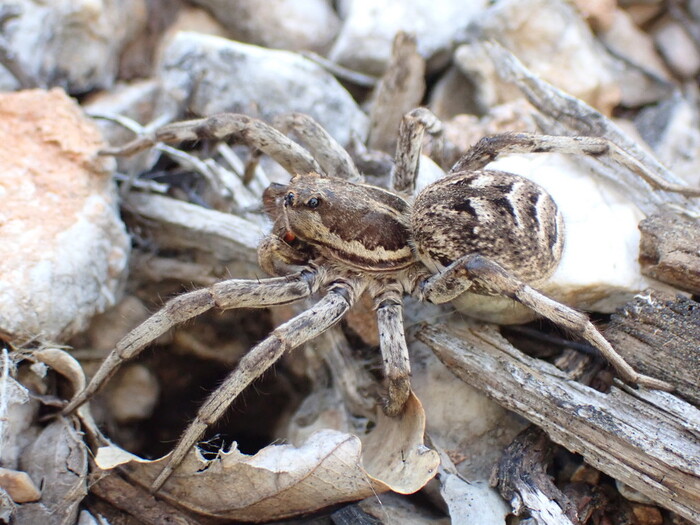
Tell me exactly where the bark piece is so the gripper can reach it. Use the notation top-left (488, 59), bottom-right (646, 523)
top-left (606, 290), bottom-right (700, 406)
top-left (638, 212), bottom-right (700, 295)
top-left (367, 32), bottom-right (425, 154)
top-left (492, 427), bottom-right (578, 524)
top-left (123, 192), bottom-right (262, 266)
top-left (416, 323), bottom-right (700, 523)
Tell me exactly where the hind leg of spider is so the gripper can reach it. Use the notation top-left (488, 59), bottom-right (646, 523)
top-left (150, 280), bottom-right (357, 492)
top-left (419, 254), bottom-right (673, 391)
top-left (450, 132), bottom-right (700, 197)
top-left (375, 289), bottom-right (411, 416)
top-left (62, 269), bottom-right (322, 415)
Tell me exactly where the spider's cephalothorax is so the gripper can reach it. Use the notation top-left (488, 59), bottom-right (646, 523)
top-left (64, 110), bottom-right (676, 493)
top-left (265, 169), bottom-right (563, 290)
top-left (270, 173), bottom-right (416, 273)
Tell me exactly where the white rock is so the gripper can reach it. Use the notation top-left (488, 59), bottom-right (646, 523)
top-left (192, 0), bottom-right (340, 53)
top-left (461, 152), bottom-right (660, 321)
top-left (0, 0), bottom-right (147, 93)
top-left (463, 0), bottom-right (621, 114)
top-left (0, 89), bottom-right (130, 343)
top-left (0, 468), bottom-right (41, 503)
top-left (653, 18), bottom-right (700, 79)
top-left (440, 475), bottom-right (510, 525)
top-left (0, 375), bottom-right (37, 470)
top-left (156, 32), bottom-right (368, 146)
top-left (329, 0), bottom-right (489, 75)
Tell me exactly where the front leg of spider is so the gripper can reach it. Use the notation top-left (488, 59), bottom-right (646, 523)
top-left (150, 279), bottom-right (358, 492)
top-left (374, 289), bottom-right (411, 416)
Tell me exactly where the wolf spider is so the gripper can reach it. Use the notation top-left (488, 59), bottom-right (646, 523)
top-left (64, 108), bottom-right (689, 492)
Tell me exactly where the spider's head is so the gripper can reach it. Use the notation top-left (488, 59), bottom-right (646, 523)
top-left (263, 172), bottom-right (336, 244)
top-left (263, 172), bottom-right (415, 271)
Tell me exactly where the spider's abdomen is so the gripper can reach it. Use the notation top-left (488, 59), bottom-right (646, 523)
top-left (411, 169), bottom-right (564, 285)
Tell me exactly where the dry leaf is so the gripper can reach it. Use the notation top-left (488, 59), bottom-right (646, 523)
top-left (0, 467), bottom-right (41, 503)
top-left (16, 419), bottom-right (88, 525)
top-left (94, 392), bottom-right (439, 522)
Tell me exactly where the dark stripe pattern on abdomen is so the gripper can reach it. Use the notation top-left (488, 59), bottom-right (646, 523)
top-left (411, 169), bottom-right (564, 285)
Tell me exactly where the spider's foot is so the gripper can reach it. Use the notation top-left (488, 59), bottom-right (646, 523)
top-left (382, 377), bottom-right (411, 417)
top-left (633, 374), bottom-right (674, 392)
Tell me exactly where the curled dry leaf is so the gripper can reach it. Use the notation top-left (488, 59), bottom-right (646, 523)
top-left (32, 348), bottom-right (99, 431)
top-left (94, 392), bottom-right (439, 522)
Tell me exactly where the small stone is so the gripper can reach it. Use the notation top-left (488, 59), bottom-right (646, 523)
top-left (598, 8), bottom-right (673, 107)
top-left (466, 0), bottom-right (621, 114)
top-left (329, 0), bottom-right (488, 75)
top-left (624, 4), bottom-right (664, 27)
top-left (0, 89), bottom-right (130, 343)
top-left (155, 32), bottom-right (368, 146)
top-left (570, 464), bottom-right (600, 485)
top-left (107, 364), bottom-right (160, 423)
top-left (0, 468), bottom-right (40, 503)
top-left (654, 18), bottom-right (700, 79)
top-left (192, 0), bottom-right (340, 54)
top-left (617, 481), bottom-right (656, 504)
top-left (635, 93), bottom-right (700, 188)
top-left (572, 0), bottom-right (617, 31)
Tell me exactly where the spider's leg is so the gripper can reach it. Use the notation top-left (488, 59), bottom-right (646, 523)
top-left (62, 270), bottom-right (322, 415)
top-left (419, 254), bottom-right (673, 391)
top-left (450, 132), bottom-right (700, 197)
top-left (391, 108), bottom-right (442, 195)
top-left (374, 289), bottom-right (411, 416)
top-left (102, 113), bottom-right (322, 177)
top-left (273, 113), bottom-right (362, 183)
top-left (151, 280), bottom-right (357, 492)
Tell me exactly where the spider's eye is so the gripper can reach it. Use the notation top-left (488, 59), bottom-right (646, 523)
top-left (306, 197), bottom-right (320, 208)
top-left (285, 192), bottom-right (295, 206)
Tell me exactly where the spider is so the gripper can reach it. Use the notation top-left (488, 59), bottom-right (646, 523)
top-left (64, 108), bottom-right (684, 493)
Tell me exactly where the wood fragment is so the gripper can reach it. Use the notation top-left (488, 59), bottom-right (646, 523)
top-left (606, 290), bottom-right (700, 406)
top-left (638, 211), bottom-right (700, 294)
top-left (416, 322), bottom-right (700, 523)
top-left (122, 192), bottom-right (262, 264)
top-left (89, 472), bottom-right (201, 525)
top-left (493, 427), bottom-right (579, 524)
top-left (367, 32), bottom-right (426, 154)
